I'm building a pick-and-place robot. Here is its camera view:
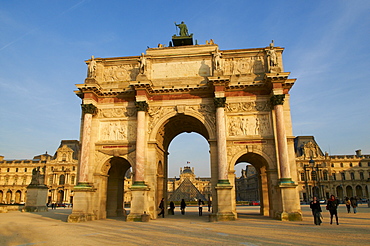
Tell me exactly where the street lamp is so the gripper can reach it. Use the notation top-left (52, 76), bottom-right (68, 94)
top-left (309, 157), bottom-right (322, 200)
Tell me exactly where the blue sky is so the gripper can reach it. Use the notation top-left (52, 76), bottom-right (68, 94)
top-left (1, 1), bottom-right (369, 177)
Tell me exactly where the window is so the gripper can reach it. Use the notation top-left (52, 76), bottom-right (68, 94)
top-left (71, 176), bottom-right (75, 185)
top-left (62, 166), bottom-right (65, 171)
top-left (331, 163), bottom-right (335, 167)
top-left (349, 163), bottom-right (353, 167)
top-left (359, 162), bottom-right (362, 167)
top-left (72, 166), bottom-right (75, 171)
top-left (16, 168), bottom-right (18, 172)
top-left (360, 172), bottom-right (364, 180)
top-left (59, 174), bottom-right (65, 185)
top-left (332, 173), bottom-right (336, 181)
top-left (7, 168), bottom-right (10, 172)
top-left (49, 176), bottom-right (53, 185)
top-left (62, 154), bottom-right (67, 161)
top-left (350, 173), bottom-right (355, 180)
top-left (24, 168), bottom-right (27, 172)
top-left (323, 171), bottom-right (328, 181)
top-left (311, 171), bottom-right (317, 181)
top-left (300, 173), bottom-right (305, 181)
top-left (341, 172), bottom-right (346, 180)
top-left (340, 163), bottom-right (344, 168)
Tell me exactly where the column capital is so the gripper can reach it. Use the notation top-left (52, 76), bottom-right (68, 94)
top-left (81, 103), bottom-right (97, 115)
top-left (214, 97), bottom-right (226, 108)
top-left (270, 94), bottom-right (285, 106)
top-left (135, 101), bottom-right (148, 112)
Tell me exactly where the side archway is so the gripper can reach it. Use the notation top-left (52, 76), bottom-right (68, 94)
top-left (231, 150), bottom-right (275, 217)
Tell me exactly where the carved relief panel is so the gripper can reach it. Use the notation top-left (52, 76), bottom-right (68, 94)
top-left (223, 56), bottom-right (265, 75)
top-left (227, 114), bottom-right (271, 137)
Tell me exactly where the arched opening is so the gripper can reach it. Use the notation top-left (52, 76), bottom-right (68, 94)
top-left (346, 185), bottom-right (353, 198)
top-left (234, 152), bottom-right (270, 216)
top-left (0, 191), bottom-right (3, 203)
top-left (106, 157), bottom-right (131, 217)
top-left (355, 185), bottom-right (363, 198)
top-left (15, 190), bottom-right (22, 204)
top-left (6, 190), bottom-right (12, 204)
top-left (336, 186), bottom-right (343, 200)
top-left (156, 114), bottom-right (211, 216)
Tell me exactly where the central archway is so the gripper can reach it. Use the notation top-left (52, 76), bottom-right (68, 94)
top-left (154, 114), bottom-right (212, 216)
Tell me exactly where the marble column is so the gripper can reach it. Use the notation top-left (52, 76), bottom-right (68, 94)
top-left (214, 97), bottom-right (229, 184)
top-left (270, 95), bottom-right (293, 184)
top-left (127, 101), bottom-right (149, 222)
top-left (77, 104), bottom-right (97, 186)
top-left (133, 101), bottom-right (148, 186)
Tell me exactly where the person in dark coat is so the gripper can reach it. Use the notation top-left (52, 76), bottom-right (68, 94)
top-left (169, 201), bottom-right (175, 215)
top-left (350, 197), bottom-right (358, 214)
top-left (327, 195), bottom-right (339, 225)
top-left (310, 196), bottom-right (322, 225)
top-left (180, 199), bottom-right (186, 215)
top-left (198, 199), bottom-right (204, 216)
top-left (158, 198), bottom-right (165, 218)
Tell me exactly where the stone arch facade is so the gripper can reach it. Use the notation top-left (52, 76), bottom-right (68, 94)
top-left (68, 42), bottom-right (302, 222)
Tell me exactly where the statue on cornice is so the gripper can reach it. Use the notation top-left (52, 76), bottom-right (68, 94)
top-left (213, 47), bottom-right (222, 71)
top-left (138, 53), bottom-right (147, 74)
top-left (87, 55), bottom-right (97, 78)
top-left (175, 21), bottom-right (189, 37)
top-left (266, 40), bottom-right (277, 67)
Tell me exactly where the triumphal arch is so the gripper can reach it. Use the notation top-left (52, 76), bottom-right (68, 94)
top-left (68, 27), bottom-right (302, 222)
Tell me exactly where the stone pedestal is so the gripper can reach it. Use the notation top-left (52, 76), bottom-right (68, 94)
top-left (213, 184), bottom-right (236, 221)
top-left (127, 185), bottom-right (150, 222)
top-left (24, 185), bottom-right (48, 212)
top-left (275, 183), bottom-right (302, 221)
top-left (67, 185), bottom-right (97, 223)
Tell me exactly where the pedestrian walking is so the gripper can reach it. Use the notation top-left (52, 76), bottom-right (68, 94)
top-left (208, 200), bottom-right (212, 212)
top-left (198, 199), bottom-right (204, 216)
top-left (310, 196), bottom-right (322, 225)
top-left (350, 197), bottom-right (358, 214)
top-left (169, 201), bottom-right (175, 215)
top-left (158, 198), bottom-right (165, 218)
top-left (327, 195), bottom-right (339, 225)
top-left (180, 199), bottom-right (186, 215)
top-left (345, 197), bottom-right (351, 213)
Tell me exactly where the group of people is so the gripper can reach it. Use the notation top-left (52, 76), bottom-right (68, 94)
top-left (158, 198), bottom-right (211, 218)
top-left (310, 195), bottom-right (360, 226)
top-left (345, 197), bottom-right (358, 214)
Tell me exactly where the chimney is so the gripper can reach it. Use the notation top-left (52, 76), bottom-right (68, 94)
top-left (355, 149), bottom-right (362, 157)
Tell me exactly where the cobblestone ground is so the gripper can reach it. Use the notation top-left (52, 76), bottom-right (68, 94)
top-left (1, 204), bottom-right (369, 246)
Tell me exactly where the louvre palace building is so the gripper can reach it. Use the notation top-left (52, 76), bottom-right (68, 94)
top-left (1, 137), bottom-right (369, 206)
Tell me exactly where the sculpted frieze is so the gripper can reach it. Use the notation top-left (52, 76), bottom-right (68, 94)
top-left (148, 106), bottom-right (176, 134)
top-left (99, 120), bottom-right (136, 141)
top-left (226, 101), bottom-right (270, 113)
top-left (227, 115), bottom-right (271, 136)
top-left (98, 107), bottom-right (136, 118)
top-left (223, 56), bottom-right (265, 75)
top-left (100, 65), bottom-right (138, 82)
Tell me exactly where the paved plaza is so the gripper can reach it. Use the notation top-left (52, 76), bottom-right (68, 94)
top-left (1, 204), bottom-right (369, 246)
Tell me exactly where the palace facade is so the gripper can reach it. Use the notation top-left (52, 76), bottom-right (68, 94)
top-left (0, 140), bottom-right (79, 205)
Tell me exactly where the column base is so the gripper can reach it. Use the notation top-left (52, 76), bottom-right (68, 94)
top-left (68, 213), bottom-right (97, 223)
top-left (127, 212), bottom-right (150, 222)
top-left (278, 178), bottom-right (295, 185)
top-left (217, 179), bottom-right (231, 186)
top-left (209, 212), bottom-right (237, 222)
top-left (275, 211), bottom-right (302, 221)
top-left (24, 206), bottom-right (48, 212)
